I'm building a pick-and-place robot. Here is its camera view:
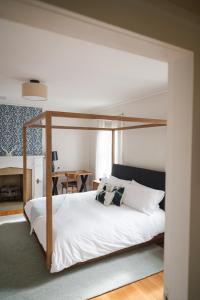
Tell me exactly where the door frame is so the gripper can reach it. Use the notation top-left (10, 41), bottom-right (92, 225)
top-left (0, 1), bottom-right (194, 298)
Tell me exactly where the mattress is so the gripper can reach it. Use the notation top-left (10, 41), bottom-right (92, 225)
top-left (25, 191), bottom-right (165, 273)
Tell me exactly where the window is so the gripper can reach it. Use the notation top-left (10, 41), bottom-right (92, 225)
top-left (95, 130), bottom-right (112, 179)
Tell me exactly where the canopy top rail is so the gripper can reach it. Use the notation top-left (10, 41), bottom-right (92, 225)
top-left (23, 110), bottom-right (167, 130)
top-left (23, 109), bottom-right (167, 271)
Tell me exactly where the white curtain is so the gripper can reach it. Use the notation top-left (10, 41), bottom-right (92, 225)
top-left (114, 130), bottom-right (123, 165)
top-left (95, 119), bottom-right (124, 179)
top-left (95, 130), bottom-right (112, 180)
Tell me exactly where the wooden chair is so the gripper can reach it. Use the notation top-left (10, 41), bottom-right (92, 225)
top-left (61, 174), bottom-right (78, 193)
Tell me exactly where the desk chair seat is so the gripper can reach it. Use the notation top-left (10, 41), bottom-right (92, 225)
top-left (61, 174), bottom-right (78, 193)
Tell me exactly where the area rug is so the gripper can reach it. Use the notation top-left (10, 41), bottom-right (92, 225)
top-left (0, 221), bottom-right (163, 300)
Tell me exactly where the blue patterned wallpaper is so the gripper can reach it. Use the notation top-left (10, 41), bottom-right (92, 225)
top-left (0, 104), bottom-right (42, 156)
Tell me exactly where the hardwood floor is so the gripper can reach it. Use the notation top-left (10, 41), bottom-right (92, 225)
top-left (91, 272), bottom-right (164, 300)
top-left (0, 208), bottom-right (23, 216)
top-left (0, 200), bottom-right (23, 216)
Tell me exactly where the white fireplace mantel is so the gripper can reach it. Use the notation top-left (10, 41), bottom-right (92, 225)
top-left (0, 156), bottom-right (44, 199)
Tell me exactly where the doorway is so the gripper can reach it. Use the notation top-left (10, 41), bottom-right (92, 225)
top-left (0, 1), bottom-right (194, 298)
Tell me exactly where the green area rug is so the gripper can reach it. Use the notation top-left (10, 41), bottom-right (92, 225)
top-left (0, 221), bottom-right (163, 300)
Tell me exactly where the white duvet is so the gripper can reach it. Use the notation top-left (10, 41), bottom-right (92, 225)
top-left (25, 191), bottom-right (165, 273)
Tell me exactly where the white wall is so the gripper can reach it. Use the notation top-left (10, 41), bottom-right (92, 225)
top-left (52, 130), bottom-right (90, 171)
top-left (52, 129), bottom-right (91, 192)
top-left (93, 92), bottom-right (168, 172)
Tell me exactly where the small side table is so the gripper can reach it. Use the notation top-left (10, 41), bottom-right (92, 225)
top-left (92, 180), bottom-right (100, 190)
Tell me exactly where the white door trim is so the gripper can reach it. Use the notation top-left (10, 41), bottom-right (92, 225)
top-left (0, 1), bottom-right (194, 298)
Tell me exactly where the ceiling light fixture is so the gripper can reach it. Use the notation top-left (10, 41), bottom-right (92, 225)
top-left (22, 79), bottom-right (47, 101)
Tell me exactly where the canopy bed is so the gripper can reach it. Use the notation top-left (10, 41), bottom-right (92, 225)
top-left (23, 111), bottom-right (166, 271)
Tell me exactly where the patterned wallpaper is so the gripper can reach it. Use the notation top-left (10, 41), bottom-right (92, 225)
top-left (0, 104), bottom-right (42, 156)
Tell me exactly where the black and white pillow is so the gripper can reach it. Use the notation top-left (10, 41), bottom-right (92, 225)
top-left (96, 184), bottom-right (125, 206)
top-left (96, 184), bottom-right (113, 205)
top-left (112, 186), bottom-right (125, 206)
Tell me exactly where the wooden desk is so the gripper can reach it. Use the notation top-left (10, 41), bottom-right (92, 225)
top-left (52, 170), bottom-right (92, 195)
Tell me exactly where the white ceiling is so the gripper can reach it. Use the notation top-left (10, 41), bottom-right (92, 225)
top-left (0, 18), bottom-right (168, 111)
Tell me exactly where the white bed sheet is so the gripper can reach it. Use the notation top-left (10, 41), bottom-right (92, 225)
top-left (25, 191), bottom-right (165, 273)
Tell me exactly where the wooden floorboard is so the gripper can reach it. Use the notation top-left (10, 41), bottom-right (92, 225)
top-left (0, 209), bottom-right (23, 216)
top-left (91, 272), bottom-right (164, 300)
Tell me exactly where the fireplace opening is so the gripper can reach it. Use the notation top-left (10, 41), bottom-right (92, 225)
top-left (0, 174), bottom-right (23, 202)
top-left (0, 167), bottom-right (32, 213)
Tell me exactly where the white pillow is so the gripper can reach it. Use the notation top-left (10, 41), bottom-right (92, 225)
top-left (131, 180), bottom-right (165, 208)
top-left (108, 175), bottom-right (131, 187)
top-left (123, 181), bottom-right (165, 215)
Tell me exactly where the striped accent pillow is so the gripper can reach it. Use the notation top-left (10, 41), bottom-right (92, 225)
top-left (112, 186), bottom-right (125, 206)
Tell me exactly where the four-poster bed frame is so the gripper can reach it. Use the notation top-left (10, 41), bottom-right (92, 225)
top-left (23, 110), bottom-right (166, 270)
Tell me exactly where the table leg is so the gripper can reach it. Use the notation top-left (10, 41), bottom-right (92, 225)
top-left (52, 177), bottom-right (58, 195)
top-left (79, 175), bottom-right (88, 192)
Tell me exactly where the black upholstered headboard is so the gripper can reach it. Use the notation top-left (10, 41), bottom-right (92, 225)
top-left (112, 164), bottom-right (166, 210)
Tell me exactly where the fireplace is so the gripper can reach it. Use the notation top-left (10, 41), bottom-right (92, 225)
top-left (0, 175), bottom-right (22, 201)
top-left (0, 167), bottom-right (32, 204)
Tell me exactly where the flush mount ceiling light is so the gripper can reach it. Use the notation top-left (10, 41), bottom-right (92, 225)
top-left (22, 79), bottom-right (47, 101)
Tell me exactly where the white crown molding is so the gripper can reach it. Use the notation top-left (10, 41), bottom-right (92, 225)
top-left (89, 90), bottom-right (168, 113)
top-left (0, 0), bottom-right (191, 63)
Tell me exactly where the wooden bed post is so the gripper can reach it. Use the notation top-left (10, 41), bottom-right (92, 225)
top-left (45, 112), bottom-right (53, 270)
top-left (23, 126), bottom-right (27, 206)
top-left (112, 130), bottom-right (115, 165)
